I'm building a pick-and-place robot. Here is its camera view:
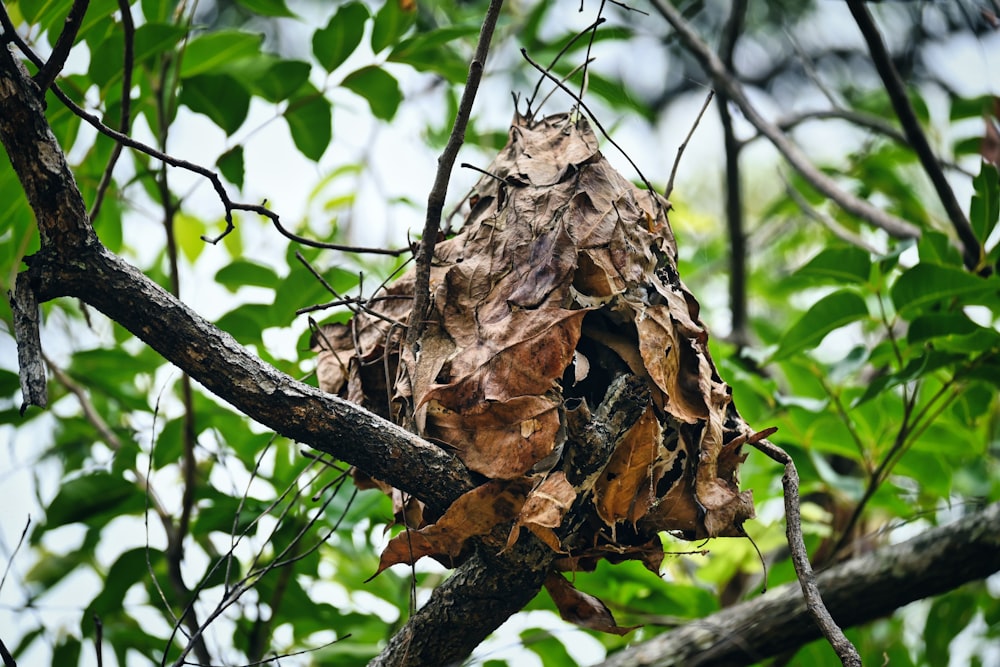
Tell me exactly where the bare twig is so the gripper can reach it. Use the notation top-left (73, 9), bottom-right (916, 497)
top-left (407, 0), bottom-right (504, 347)
top-left (520, 49), bottom-right (664, 216)
top-left (524, 17), bottom-right (606, 116)
top-left (0, 637), bottom-right (15, 667)
top-left (664, 90), bottom-right (713, 200)
top-left (0, 518), bottom-right (30, 597)
top-left (649, 0), bottom-right (921, 240)
top-left (750, 439), bottom-right (861, 667)
top-left (782, 176), bottom-right (880, 253)
top-left (33, 0), bottom-right (89, 92)
top-left (846, 0), bottom-right (981, 271)
top-left (717, 0), bottom-right (748, 348)
top-left (93, 615), bottom-right (104, 667)
top-left (89, 0), bottom-right (134, 220)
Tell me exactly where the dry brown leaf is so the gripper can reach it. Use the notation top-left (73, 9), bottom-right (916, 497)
top-left (506, 471), bottom-right (577, 552)
top-left (373, 479), bottom-right (532, 576)
top-left (544, 572), bottom-right (639, 636)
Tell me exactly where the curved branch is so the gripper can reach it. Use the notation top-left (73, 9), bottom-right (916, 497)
top-left (597, 500), bottom-right (1000, 667)
top-left (0, 42), bottom-right (474, 516)
top-left (649, 0), bottom-right (922, 240)
top-left (846, 0), bottom-right (981, 270)
top-left (407, 0), bottom-right (504, 346)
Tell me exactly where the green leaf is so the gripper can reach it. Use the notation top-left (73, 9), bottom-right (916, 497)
top-left (891, 263), bottom-right (997, 317)
top-left (180, 30), bottom-right (264, 78)
top-left (179, 74), bottom-right (250, 135)
top-left (0, 368), bottom-right (22, 397)
top-left (217, 146), bottom-right (245, 188)
top-left (774, 291), bottom-right (869, 360)
top-left (908, 312), bottom-right (983, 343)
top-left (42, 472), bottom-right (146, 532)
top-left (215, 260), bottom-right (280, 292)
top-left (388, 25), bottom-right (477, 83)
top-left (521, 630), bottom-right (577, 667)
top-left (174, 212), bottom-right (207, 263)
top-left (797, 246), bottom-right (872, 284)
top-left (86, 548), bottom-right (163, 619)
top-left (252, 59), bottom-right (311, 102)
top-left (371, 0), bottom-right (416, 53)
top-left (313, 2), bottom-right (369, 73)
top-left (970, 162), bottom-right (999, 246)
top-left (341, 66), bottom-right (402, 121)
top-left (225, 56), bottom-right (312, 102)
top-left (234, 0), bottom-right (296, 17)
top-left (284, 86), bottom-right (332, 161)
top-left (141, 0), bottom-right (176, 23)
top-left (917, 230), bottom-right (964, 267)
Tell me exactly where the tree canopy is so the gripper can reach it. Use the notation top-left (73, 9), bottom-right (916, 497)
top-left (1, 1), bottom-right (999, 666)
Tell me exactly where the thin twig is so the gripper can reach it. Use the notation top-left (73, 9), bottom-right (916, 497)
top-left (524, 18), bottom-right (606, 116)
top-left (846, 0), bottom-right (981, 271)
top-left (33, 0), bottom-right (89, 92)
top-left (664, 89), bottom-right (713, 200)
top-left (781, 176), bottom-right (881, 253)
top-left (0, 518), bottom-right (30, 597)
top-left (718, 0), bottom-right (749, 348)
top-left (407, 0), bottom-right (504, 347)
top-left (89, 0), bottom-right (133, 220)
top-left (649, 0), bottom-right (921, 240)
top-left (0, 637), bottom-right (15, 667)
top-left (750, 438), bottom-right (862, 667)
top-left (520, 49), bottom-right (665, 218)
top-left (93, 615), bottom-right (104, 667)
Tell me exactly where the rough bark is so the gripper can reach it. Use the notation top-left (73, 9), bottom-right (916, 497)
top-left (370, 536), bottom-right (556, 667)
top-left (597, 501), bottom-right (1000, 667)
top-left (0, 43), bottom-right (474, 518)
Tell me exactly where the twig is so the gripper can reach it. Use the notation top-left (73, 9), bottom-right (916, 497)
top-left (520, 49), bottom-right (664, 217)
top-left (649, 0), bottom-right (921, 241)
top-left (717, 0), bottom-right (748, 348)
top-left (845, 0), bottom-right (981, 271)
top-left (407, 0), bottom-right (504, 347)
top-left (0, 518), bottom-right (30, 597)
top-left (524, 18), bottom-right (606, 116)
top-left (664, 89), bottom-right (713, 200)
top-left (0, 637), bottom-right (15, 667)
top-left (33, 0), bottom-right (89, 92)
top-left (750, 439), bottom-right (861, 667)
top-left (89, 0), bottom-right (134, 220)
top-left (782, 176), bottom-right (880, 253)
top-left (93, 615), bottom-right (104, 667)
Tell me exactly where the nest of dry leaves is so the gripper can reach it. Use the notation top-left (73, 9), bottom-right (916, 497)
top-left (313, 110), bottom-right (763, 632)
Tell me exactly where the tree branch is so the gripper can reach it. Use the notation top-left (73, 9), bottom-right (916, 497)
top-left (597, 500), bottom-right (1000, 667)
top-left (33, 0), bottom-right (89, 92)
top-left (845, 0), bottom-right (982, 271)
top-left (0, 42), bottom-right (474, 517)
top-left (648, 0), bottom-right (922, 240)
top-left (407, 0), bottom-right (503, 346)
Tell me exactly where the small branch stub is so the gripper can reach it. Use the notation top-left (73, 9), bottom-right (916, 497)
top-left (11, 272), bottom-right (47, 413)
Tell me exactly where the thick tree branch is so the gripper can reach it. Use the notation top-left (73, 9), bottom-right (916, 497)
top-left (597, 501), bottom-right (1000, 667)
top-left (0, 42), bottom-right (473, 517)
top-left (371, 537), bottom-right (555, 667)
top-left (846, 0), bottom-right (981, 271)
top-left (649, 0), bottom-right (922, 240)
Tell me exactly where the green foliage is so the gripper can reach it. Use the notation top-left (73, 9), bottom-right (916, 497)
top-left (1, 1), bottom-right (999, 666)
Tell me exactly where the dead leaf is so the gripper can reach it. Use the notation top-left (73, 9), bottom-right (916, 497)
top-left (544, 572), bottom-right (639, 635)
